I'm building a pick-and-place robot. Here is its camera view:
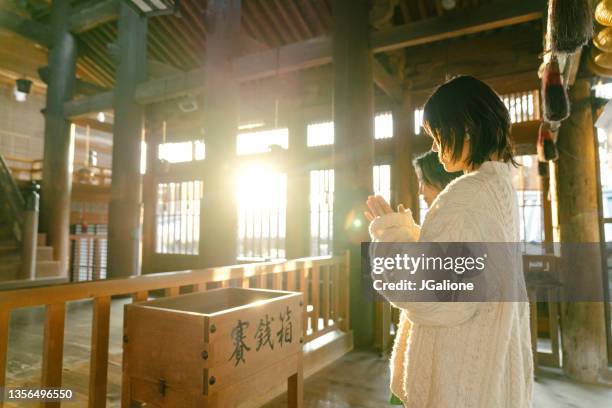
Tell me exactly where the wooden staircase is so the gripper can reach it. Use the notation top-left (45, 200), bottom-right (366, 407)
top-left (0, 154), bottom-right (63, 283)
top-left (0, 225), bottom-right (62, 281)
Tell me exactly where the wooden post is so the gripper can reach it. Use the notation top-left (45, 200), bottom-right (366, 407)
top-left (107, 2), bottom-right (148, 278)
top-left (0, 309), bottom-right (9, 399)
top-left (332, 0), bottom-right (375, 347)
top-left (554, 78), bottom-right (608, 383)
top-left (199, 0), bottom-right (240, 267)
top-left (393, 93), bottom-right (420, 216)
top-left (40, 0), bottom-right (77, 275)
top-left (41, 303), bottom-right (66, 407)
top-left (141, 106), bottom-right (160, 275)
top-left (286, 109), bottom-right (310, 259)
top-left (89, 296), bottom-right (111, 408)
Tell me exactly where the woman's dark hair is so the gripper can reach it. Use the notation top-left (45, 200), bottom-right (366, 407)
top-left (423, 75), bottom-right (516, 167)
top-left (413, 150), bottom-right (463, 191)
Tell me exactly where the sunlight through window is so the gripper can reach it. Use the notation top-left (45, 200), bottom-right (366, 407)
top-left (237, 128), bottom-right (288, 155)
top-left (307, 122), bottom-right (334, 147)
top-left (158, 140), bottom-right (205, 163)
top-left (236, 165), bottom-right (287, 260)
top-left (374, 112), bottom-right (393, 139)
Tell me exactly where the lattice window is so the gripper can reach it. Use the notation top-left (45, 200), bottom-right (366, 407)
top-left (310, 169), bottom-right (334, 256)
top-left (306, 112), bottom-right (394, 147)
top-left (373, 164), bottom-right (391, 203)
top-left (155, 180), bottom-right (203, 254)
top-left (501, 90), bottom-right (540, 123)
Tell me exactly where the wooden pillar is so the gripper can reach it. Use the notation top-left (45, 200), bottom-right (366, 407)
top-left (40, 0), bottom-right (77, 275)
top-left (555, 78), bottom-right (608, 383)
top-left (286, 108), bottom-right (310, 259)
top-left (393, 92), bottom-right (420, 217)
top-left (141, 106), bottom-right (160, 275)
top-left (107, 3), bottom-right (147, 278)
top-left (199, 0), bottom-right (240, 267)
top-left (332, 0), bottom-right (375, 347)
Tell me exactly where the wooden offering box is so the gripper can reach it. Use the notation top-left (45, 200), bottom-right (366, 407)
top-left (123, 287), bottom-right (303, 407)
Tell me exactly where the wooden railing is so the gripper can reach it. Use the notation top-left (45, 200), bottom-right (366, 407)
top-left (3, 156), bottom-right (42, 182)
top-left (3, 156), bottom-right (111, 186)
top-left (0, 252), bottom-right (349, 407)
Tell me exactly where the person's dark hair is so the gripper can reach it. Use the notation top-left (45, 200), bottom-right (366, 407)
top-left (413, 150), bottom-right (463, 191)
top-left (423, 75), bottom-right (516, 167)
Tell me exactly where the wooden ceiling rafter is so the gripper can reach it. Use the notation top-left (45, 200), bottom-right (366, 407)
top-left (79, 25), bottom-right (117, 82)
top-left (79, 54), bottom-right (113, 86)
top-left (76, 35), bottom-right (115, 85)
top-left (398, 0), bottom-right (412, 24)
top-left (75, 59), bottom-right (106, 87)
top-left (179, 0), bottom-right (208, 39)
top-left (272, 0), bottom-right (304, 42)
top-left (168, 12), bottom-right (207, 54)
top-left (80, 32), bottom-right (116, 79)
top-left (152, 17), bottom-right (201, 66)
top-left (147, 22), bottom-right (191, 69)
top-left (299, 0), bottom-right (326, 36)
top-left (242, 4), bottom-right (274, 46)
top-left (257, 0), bottom-right (297, 44)
top-left (243, 0), bottom-right (282, 47)
top-left (315, 0), bottom-right (333, 29)
top-left (285, 0), bottom-right (314, 38)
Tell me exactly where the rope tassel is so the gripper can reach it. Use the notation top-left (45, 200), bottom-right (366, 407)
top-left (541, 56), bottom-right (570, 122)
top-left (537, 122), bottom-right (559, 162)
top-left (550, 0), bottom-right (593, 54)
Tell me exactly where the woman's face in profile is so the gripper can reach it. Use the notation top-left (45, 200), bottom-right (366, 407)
top-left (420, 181), bottom-right (441, 207)
top-left (430, 137), bottom-right (470, 173)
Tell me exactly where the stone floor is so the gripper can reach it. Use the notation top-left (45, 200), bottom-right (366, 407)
top-left (263, 351), bottom-right (612, 408)
top-left (5, 298), bottom-right (612, 407)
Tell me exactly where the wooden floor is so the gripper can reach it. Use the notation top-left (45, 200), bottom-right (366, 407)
top-left (6, 298), bottom-right (612, 407)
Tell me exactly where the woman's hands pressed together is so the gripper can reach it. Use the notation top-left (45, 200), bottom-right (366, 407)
top-left (365, 195), bottom-right (408, 222)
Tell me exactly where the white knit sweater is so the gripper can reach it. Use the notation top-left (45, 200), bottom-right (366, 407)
top-left (369, 161), bottom-right (533, 408)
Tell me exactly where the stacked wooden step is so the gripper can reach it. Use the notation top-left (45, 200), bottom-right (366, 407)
top-left (0, 221), bottom-right (62, 281)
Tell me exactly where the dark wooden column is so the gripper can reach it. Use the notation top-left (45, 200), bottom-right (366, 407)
top-left (332, 0), bottom-right (375, 347)
top-left (393, 92), bottom-right (420, 217)
top-left (286, 107), bottom-right (310, 259)
top-left (40, 0), bottom-right (77, 275)
top-left (555, 78), bottom-right (608, 383)
top-left (199, 0), bottom-right (240, 267)
top-left (107, 3), bottom-right (147, 278)
top-left (141, 105), bottom-right (160, 275)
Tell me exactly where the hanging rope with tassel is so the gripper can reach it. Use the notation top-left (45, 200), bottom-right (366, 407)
top-left (549, 0), bottom-right (593, 54)
top-left (541, 55), bottom-right (570, 122)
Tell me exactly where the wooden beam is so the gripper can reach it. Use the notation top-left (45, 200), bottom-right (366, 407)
top-left (235, 0), bottom-right (544, 80)
top-left (72, 117), bottom-right (113, 134)
top-left (371, 0), bottom-right (545, 53)
top-left (64, 91), bottom-right (114, 118)
top-left (233, 36), bottom-right (332, 81)
top-left (39, 65), bottom-right (108, 95)
top-left (373, 58), bottom-right (403, 103)
top-left (64, 0), bottom-right (543, 114)
top-left (70, 0), bottom-right (118, 33)
top-left (0, 10), bottom-right (52, 47)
